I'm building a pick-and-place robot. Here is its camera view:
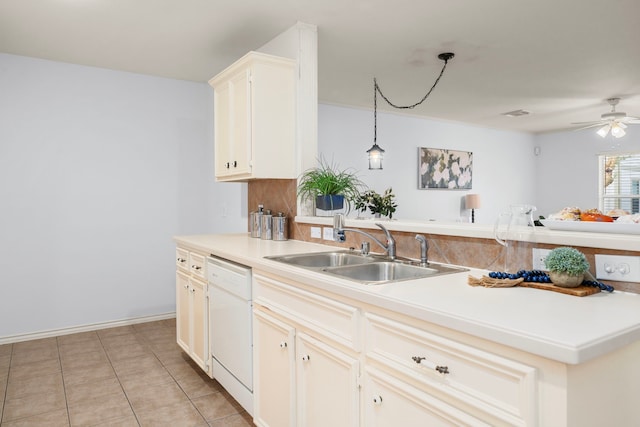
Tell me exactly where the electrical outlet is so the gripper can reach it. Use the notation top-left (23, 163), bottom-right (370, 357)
top-left (532, 248), bottom-right (551, 270)
top-left (323, 227), bottom-right (334, 241)
top-left (595, 255), bottom-right (640, 282)
top-left (310, 227), bottom-right (322, 239)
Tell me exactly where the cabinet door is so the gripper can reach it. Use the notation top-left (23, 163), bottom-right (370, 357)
top-left (214, 81), bottom-right (232, 177)
top-left (363, 366), bottom-right (491, 427)
top-left (190, 277), bottom-right (208, 372)
top-left (253, 310), bottom-right (296, 427)
top-left (228, 69), bottom-right (251, 176)
top-left (176, 271), bottom-right (190, 353)
top-left (297, 332), bottom-right (359, 427)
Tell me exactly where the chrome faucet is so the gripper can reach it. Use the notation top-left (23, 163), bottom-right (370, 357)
top-left (415, 234), bottom-right (429, 266)
top-left (333, 214), bottom-right (397, 260)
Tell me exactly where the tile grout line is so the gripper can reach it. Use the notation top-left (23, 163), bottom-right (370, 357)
top-left (133, 328), bottom-right (211, 425)
top-left (95, 330), bottom-right (142, 427)
top-left (55, 336), bottom-right (72, 427)
top-left (0, 344), bottom-right (12, 424)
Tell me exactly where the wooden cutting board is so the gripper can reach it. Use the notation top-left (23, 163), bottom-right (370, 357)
top-left (518, 281), bottom-right (600, 297)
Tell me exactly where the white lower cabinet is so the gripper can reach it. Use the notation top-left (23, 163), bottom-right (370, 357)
top-left (364, 312), bottom-right (537, 426)
top-left (363, 365), bottom-right (491, 426)
top-left (253, 273), bottom-right (360, 427)
top-left (175, 247), bottom-right (209, 375)
top-left (253, 310), bottom-right (296, 427)
top-left (296, 332), bottom-right (359, 427)
top-left (252, 271), bottom-right (541, 426)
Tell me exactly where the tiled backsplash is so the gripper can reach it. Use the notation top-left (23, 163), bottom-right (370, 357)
top-left (248, 179), bottom-right (640, 294)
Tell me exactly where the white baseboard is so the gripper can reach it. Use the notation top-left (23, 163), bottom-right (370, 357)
top-left (0, 312), bottom-right (176, 345)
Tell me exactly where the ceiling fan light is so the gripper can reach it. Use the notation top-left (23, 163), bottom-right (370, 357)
top-left (611, 124), bottom-right (626, 138)
top-left (596, 124), bottom-right (611, 138)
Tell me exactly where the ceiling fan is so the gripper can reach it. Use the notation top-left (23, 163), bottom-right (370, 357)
top-left (572, 98), bottom-right (640, 138)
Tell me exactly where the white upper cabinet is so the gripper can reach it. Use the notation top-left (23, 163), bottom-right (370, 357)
top-left (209, 51), bottom-right (297, 181)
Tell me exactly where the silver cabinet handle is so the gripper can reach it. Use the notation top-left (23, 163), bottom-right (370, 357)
top-left (183, 284), bottom-right (189, 289)
top-left (412, 356), bottom-right (449, 374)
top-left (177, 258), bottom-right (186, 263)
top-left (372, 395), bottom-right (383, 405)
top-left (301, 355), bottom-right (311, 362)
top-left (191, 288), bottom-right (196, 293)
top-left (191, 265), bottom-right (202, 270)
top-left (279, 341), bottom-right (288, 348)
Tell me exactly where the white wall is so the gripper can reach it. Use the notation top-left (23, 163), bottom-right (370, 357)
top-left (318, 104), bottom-right (537, 224)
top-left (534, 128), bottom-right (640, 217)
top-left (0, 53), bottom-right (245, 338)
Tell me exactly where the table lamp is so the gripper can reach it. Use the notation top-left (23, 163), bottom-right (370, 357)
top-left (465, 194), bottom-right (481, 223)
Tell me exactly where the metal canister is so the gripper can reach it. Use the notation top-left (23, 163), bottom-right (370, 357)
top-left (261, 213), bottom-right (273, 240)
top-left (272, 213), bottom-right (288, 241)
top-left (251, 205), bottom-right (264, 238)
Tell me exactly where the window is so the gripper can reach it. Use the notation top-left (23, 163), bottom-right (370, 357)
top-left (599, 153), bottom-right (640, 214)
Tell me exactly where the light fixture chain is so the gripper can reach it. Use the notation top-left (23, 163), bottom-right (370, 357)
top-left (375, 59), bottom-right (451, 111)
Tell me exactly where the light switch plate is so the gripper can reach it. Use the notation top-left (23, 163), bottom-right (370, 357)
top-left (595, 254), bottom-right (640, 282)
top-left (310, 227), bottom-right (321, 239)
top-left (323, 227), bottom-right (334, 241)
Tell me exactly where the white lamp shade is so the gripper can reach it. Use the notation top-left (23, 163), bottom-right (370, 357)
top-left (597, 124), bottom-right (611, 138)
top-left (465, 194), bottom-right (481, 209)
top-left (611, 123), bottom-right (626, 138)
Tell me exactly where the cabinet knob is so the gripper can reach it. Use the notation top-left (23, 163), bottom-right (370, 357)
top-left (412, 356), bottom-right (449, 375)
top-left (192, 265), bottom-right (202, 270)
top-left (177, 258), bottom-right (186, 263)
top-left (191, 288), bottom-right (196, 293)
top-left (372, 395), bottom-right (383, 405)
top-left (183, 284), bottom-right (189, 289)
top-left (279, 341), bottom-right (288, 349)
top-left (301, 355), bottom-right (311, 362)
top-left (225, 162), bottom-right (230, 169)
top-left (232, 160), bottom-right (237, 168)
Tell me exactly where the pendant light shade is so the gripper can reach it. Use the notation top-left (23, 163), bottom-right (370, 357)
top-left (367, 143), bottom-right (385, 170)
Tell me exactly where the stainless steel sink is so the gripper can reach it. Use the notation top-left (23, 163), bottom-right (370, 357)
top-left (265, 250), bottom-right (467, 284)
top-left (266, 251), bottom-right (379, 268)
top-left (321, 261), bottom-right (466, 284)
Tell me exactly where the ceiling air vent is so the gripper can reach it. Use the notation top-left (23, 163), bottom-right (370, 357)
top-left (502, 109), bottom-right (531, 117)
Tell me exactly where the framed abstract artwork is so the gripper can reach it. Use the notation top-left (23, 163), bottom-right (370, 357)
top-left (418, 147), bottom-right (473, 189)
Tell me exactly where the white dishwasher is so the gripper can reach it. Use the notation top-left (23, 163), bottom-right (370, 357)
top-left (207, 256), bottom-right (253, 415)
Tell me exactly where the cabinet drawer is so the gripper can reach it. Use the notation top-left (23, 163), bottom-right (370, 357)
top-left (364, 366), bottom-right (491, 427)
top-left (254, 273), bottom-right (359, 351)
top-left (189, 252), bottom-right (206, 279)
top-left (176, 248), bottom-right (189, 272)
top-left (365, 313), bottom-right (537, 426)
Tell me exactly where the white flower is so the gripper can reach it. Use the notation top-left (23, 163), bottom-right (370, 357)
top-left (451, 161), bottom-right (460, 176)
top-left (420, 162), bottom-right (428, 175)
top-left (457, 169), bottom-right (471, 187)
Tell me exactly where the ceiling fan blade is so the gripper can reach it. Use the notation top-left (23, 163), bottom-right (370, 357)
top-left (571, 120), bottom-right (605, 126)
top-left (617, 122), bottom-right (628, 129)
top-left (620, 116), bottom-right (640, 123)
top-left (573, 123), bottom-right (608, 131)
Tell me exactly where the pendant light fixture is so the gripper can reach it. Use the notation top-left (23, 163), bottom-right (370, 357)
top-left (367, 52), bottom-right (455, 170)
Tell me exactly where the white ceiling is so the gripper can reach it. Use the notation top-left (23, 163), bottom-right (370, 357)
top-left (1, 0), bottom-right (639, 134)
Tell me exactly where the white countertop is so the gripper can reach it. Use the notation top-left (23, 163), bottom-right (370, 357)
top-left (175, 233), bottom-right (640, 365)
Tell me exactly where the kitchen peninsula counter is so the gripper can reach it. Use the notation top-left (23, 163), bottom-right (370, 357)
top-left (174, 233), bottom-right (640, 365)
top-left (296, 215), bottom-right (640, 251)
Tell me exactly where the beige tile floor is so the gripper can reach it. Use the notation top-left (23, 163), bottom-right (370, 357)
top-left (0, 319), bottom-right (253, 426)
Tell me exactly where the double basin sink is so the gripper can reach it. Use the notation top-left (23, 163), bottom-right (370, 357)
top-left (265, 250), bottom-right (467, 285)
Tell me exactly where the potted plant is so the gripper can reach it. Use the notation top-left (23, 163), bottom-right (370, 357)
top-left (297, 158), bottom-right (364, 212)
top-left (544, 247), bottom-right (590, 288)
top-left (355, 188), bottom-right (398, 219)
